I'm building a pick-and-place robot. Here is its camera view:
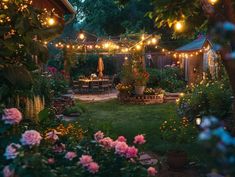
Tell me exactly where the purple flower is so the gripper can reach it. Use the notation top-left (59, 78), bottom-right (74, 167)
top-left (4, 143), bottom-right (21, 160)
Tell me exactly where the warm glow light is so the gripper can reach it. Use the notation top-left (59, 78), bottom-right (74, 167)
top-left (136, 45), bottom-right (142, 50)
top-left (47, 18), bottom-right (55, 26)
top-left (151, 38), bottom-right (157, 44)
top-left (141, 34), bottom-right (145, 40)
top-left (124, 56), bottom-right (128, 60)
top-left (174, 21), bottom-right (184, 32)
top-left (66, 45), bottom-right (70, 49)
top-left (196, 118), bottom-right (202, 125)
top-left (79, 33), bottom-right (85, 40)
top-left (208, 0), bottom-right (218, 5)
top-left (103, 42), bottom-right (110, 49)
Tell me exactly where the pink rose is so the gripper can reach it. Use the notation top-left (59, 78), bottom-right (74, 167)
top-left (94, 131), bottom-right (104, 142)
top-left (87, 162), bottom-right (99, 174)
top-left (133, 134), bottom-right (146, 145)
top-left (147, 167), bottom-right (157, 176)
top-left (65, 151), bottom-right (77, 161)
top-left (2, 108), bottom-right (22, 125)
top-left (125, 146), bottom-right (138, 158)
top-left (4, 143), bottom-right (21, 160)
top-left (115, 141), bottom-right (128, 156)
top-left (20, 130), bottom-right (42, 147)
top-left (47, 158), bottom-right (55, 164)
top-left (117, 136), bottom-right (127, 142)
top-left (52, 143), bottom-right (66, 153)
top-left (99, 137), bottom-right (113, 149)
top-left (3, 166), bottom-right (14, 177)
top-left (79, 155), bottom-right (93, 167)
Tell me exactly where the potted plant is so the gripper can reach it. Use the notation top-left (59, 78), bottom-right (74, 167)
top-left (160, 117), bottom-right (197, 170)
top-left (116, 83), bottom-right (133, 96)
top-left (133, 70), bottom-right (149, 95)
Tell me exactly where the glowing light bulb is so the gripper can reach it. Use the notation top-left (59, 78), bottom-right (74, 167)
top-left (208, 0), bottom-right (218, 5)
top-left (151, 38), bottom-right (157, 44)
top-left (196, 118), bottom-right (202, 125)
top-left (141, 34), bottom-right (145, 40)
top-left (79, 33), bottom-right (85, 40)
top-left (136, 45), bottom-right (141, 50)
top-left (174, 21), bottom-right (184, 32)
top-left (47, 17), bottom-right (55, 26)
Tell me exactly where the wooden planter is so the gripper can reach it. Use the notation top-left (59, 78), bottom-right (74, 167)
top-left (118, 94), bottom-right (164, 105)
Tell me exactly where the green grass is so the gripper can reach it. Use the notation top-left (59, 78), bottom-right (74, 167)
top-left (76, 99), bottom-right (206, 162)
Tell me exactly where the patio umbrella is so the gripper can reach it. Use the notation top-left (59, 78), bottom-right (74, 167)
top-left (97, 57), bottom-right (104, 78)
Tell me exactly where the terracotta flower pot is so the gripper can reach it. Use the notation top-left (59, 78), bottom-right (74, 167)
top-left (135, 86), bottom-right (145, 95)
top-left (167, 150), bottom-right (188, 170)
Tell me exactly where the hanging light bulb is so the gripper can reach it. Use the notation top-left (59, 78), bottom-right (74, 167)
top-left (136, 45), bottom-right (142, 50)
top-left (47, 17), bottom-right (55, 26)
top-left (208, 0), bottom-right (218, 5)
top-left (174, 20), bottom-right (184, 32)
top-left (79, 33), bottom-right (85, 40)
top-left (151, 38), bottom-right (157, 45)
top-left (141, 34), bottom-right (145, 40)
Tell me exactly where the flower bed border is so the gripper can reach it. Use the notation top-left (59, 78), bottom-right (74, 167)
top-left (118, 94), bottom-right (164, 105)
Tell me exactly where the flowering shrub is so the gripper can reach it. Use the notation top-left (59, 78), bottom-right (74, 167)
top-left (116, 83), bottom-right (133, 95)
top-left (177, 79), bottom-right (232, 121)
top-left (0, 109), bottom-right (157, 177)
top-left (144, 88), bottom-right (165, 95)
top-left (160, 117), bottom-right (197, 149)
top-left (133, 70), bottom-right (150, 86)
top-left (2, 108), bottom-right (22, 125)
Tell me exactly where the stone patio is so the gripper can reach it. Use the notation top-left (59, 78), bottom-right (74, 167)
top-left (73, 91), bottom-right (118, 102)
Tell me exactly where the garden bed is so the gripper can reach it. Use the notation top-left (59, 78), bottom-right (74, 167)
top-left (118, 92), bottom-right (180, 105)
top-left (118, 94), bottom-right (164, 104)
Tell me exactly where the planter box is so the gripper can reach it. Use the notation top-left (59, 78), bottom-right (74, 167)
top-left (118, 94), bottom-right (164, 105)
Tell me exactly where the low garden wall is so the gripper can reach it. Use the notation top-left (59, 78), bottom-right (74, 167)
top-left (118, 93), bottom-right (180, 105)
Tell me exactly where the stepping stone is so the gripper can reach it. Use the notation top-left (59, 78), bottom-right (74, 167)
top-left (139, 153), bottom-right (158, 166)
top-left (207, 172), bottom-right (224, 177)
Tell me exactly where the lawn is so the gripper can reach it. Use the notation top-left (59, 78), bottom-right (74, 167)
top-left (77, 100), bottom-right (205, 162)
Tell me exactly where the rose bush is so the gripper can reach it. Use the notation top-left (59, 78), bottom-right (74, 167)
top-left (0, 109), bottom-right (158, 177)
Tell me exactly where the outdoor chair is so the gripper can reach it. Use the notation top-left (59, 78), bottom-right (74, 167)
top-left (80, 82), bottom-right (90, 93)
top-left (91, 81), bottom-right (101, 93)
top-left (101, 80), bottom-right (110, 93)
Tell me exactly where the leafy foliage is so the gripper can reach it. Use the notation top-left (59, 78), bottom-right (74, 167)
top-left (178, 79), bottom-right (232, 120)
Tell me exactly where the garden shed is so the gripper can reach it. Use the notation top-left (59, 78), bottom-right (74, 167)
top-left (176, 36), bottom-right (219, 84)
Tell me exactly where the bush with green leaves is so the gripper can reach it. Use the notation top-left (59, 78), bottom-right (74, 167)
top-left (178, 79), bottom-right (232, 120)
top-left (147, 67), bottom-right (186, 92)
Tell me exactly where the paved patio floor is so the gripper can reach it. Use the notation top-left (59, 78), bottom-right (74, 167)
top-left (73, 91), bottom-right (118, 102)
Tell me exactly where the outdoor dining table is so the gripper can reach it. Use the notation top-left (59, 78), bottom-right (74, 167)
top-left (78, 78), bottom-right (111, 93)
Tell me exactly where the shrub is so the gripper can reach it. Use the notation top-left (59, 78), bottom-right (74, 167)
top-left (177, 79), bottom-right (232, 120)
top-left (147, 67), bottom-right (186, 92)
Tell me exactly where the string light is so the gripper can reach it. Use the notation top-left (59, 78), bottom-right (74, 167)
top-left (47, 17), bottom-right (55, 26)
top-left (208, 0), bottom-right (218, 5)
top-left (174, 20), bottom-right (184, 32)
top-left (136, 45), bottom-right (142, 50)
top-left (79, 33), bottom-right (85, 40)
top-left (151, 38), bottom-right (157, 45)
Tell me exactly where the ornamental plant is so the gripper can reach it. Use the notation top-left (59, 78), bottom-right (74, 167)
top-left (116, 83), bottom-right (133, 95)
top-left (133, 70), bottom-right (150, 86)
top-left (0, 108), bottom-right (158, 177)
top-left (160, 117), bottom-right (197, 150)
top-left (177, 79), bottom-right (232, 121)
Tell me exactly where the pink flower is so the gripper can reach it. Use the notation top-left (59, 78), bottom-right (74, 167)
top-left (65, 151), bottom-right (77, 161)
top-left (125, 146), bottom-right (138, 158)
top-left (4, 143), bottom-right (21, 160)
top-left (133, 134), bottom-right (146, 145)
top-left (52, 143), bottom-right (66, 153)
top-left (3, 166), bottom-right (14, 177)
top-left (79, 155), bottom-right (93, 167)
top-left (94, 131), bottom-right (104, 142)
top-left (47, 158), bottom-right (55, 164)
top-left (115, 141), bottom-right (128, 156)
top-left (117, 136), bottom-right (127, 142)
top-left (45, 130), bottom-right (61, 142)
top-left (147, 167), bottom-right (157, 176)
top-left (87, 162), bottom-right (99, 174)
top-left (2, 108), bottom-right (22, 125)
top-left (20, 130), bottom-right (42, 147)
top-left (99, 137), bottom-right (113, 149)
